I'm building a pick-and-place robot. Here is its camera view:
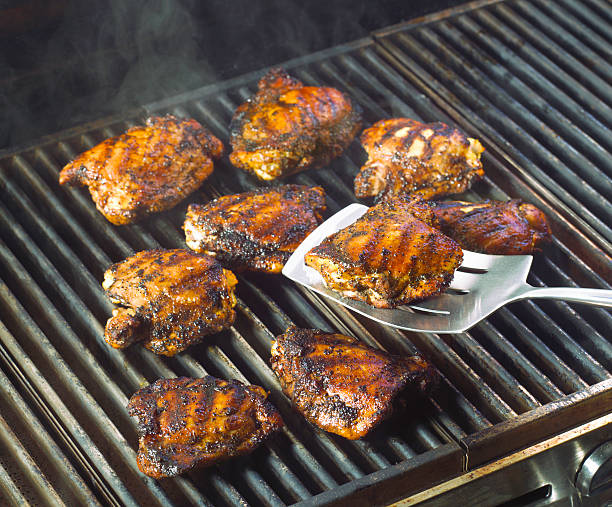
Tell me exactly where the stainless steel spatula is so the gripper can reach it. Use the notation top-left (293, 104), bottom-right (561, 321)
top-left (282, 204), bottom-right (612, 334)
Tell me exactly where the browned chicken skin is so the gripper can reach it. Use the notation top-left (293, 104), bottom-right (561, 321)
top-left (59, 115), bottom-right (223, 225)
top-left (229, 68), bottom-right (362, 180)
top-left (430, 199), bottom-right (552, 255)
top-left (354, 118), bottom-right (484, 201)
top-left (184, 185), bottom-right (326, 273)
top-left (102, 249), bottom-right (237, 356)
top-left (304, 196), bottom-right (463, 308)
top-left (127, 376), bottom-right (283, 478)
top-left (270, 327), bottom-right (438, 440)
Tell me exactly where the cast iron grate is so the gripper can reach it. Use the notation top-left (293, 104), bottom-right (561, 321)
top-left (374, 0), bottom-right (612, 254)
top-left (0, 2), bottom-right (611, 505)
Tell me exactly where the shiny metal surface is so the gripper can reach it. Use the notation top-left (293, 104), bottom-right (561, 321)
top-left (283, 204), bottom-right (612, 333)
top-left (575, 440), bottom-right (612, 499)
top-left (394, 412), bottom-right (612, 506)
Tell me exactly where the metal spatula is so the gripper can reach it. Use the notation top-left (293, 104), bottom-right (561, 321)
top-left (282, 204), bottom-right (612, 334)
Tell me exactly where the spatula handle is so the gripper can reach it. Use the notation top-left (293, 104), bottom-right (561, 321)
top-left (519, 287), bottom-right (612, 308)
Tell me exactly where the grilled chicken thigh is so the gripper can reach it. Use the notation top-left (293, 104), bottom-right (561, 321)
top-left (270, 327), bottom-right (438, 439)
top-left (305, 196), bottom-right (463, 308)
top-left (354, 118), bottom-right (484, 201)
top-left (229, 68), bottom-right (362, 180)
top-left (59, 115), bottom-right (223, 225)
top-left (430, 199), bottom-right (551, 255)
top-left (103, 249), bottom-right (237, 356)
top-left (127, 376), bottom-right (283, 478)
top-left (184, 185), bottom-right (326, 273)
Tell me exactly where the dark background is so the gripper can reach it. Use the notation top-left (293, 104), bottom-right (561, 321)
top-left (0, 0), bottom-right (466, 149)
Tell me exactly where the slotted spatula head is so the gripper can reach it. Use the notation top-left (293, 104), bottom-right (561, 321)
top-left (282, 203), bottom-right (535, 334)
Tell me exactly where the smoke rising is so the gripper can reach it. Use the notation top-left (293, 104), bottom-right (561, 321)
top-left (0, 0), bottom-right (463, 149)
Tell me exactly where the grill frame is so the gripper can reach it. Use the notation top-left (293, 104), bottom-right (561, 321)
top-left (0, 1), bottom-right (611, 505)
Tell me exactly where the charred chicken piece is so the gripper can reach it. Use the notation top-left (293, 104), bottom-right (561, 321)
top-left (354, 118), bottom-right (484, 201)
top-left (229, 68), bottom-right (362, 180)
top-left (270, 327), bottom-right (438, 440)
top-left (102, 249), bottom-right (237, 356)
top-left (184, 185), bottom-right (326, 274)
top-left (59, 115), bottom-right (223, 225)
top-left (127, 376), bottom-right (283, 478)
top-left (430, 199), bottom-right (552, 255)
top-left (304, 196), bottom-right (463, 308)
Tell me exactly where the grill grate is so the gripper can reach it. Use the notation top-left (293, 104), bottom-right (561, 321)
top-left (374, 0), bottom-right (612, 254)
top-left (0, 2), bottom-right (611, 504)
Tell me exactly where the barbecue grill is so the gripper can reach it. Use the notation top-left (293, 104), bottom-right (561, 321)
top-left (0, 0), bottom-right (610, 505)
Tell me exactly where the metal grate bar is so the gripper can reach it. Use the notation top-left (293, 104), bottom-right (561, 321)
top-left (33, 148), bottom-right (134, 260)
top-left (0, 179), bottom-right (226, 503)
top-left (432, 19), bottom-right (612, 188)
top-left (7, 112), bottom-right (448, 504)
top-left (1, 11), bottom-right (611, 502)
top-left (535, 0), bottom-right (612, 62)
top-left (0, 360), bottom-right (101, 506)
top-left (492, 308), bottom-right (589, 393)
top-left (496, 2), bottom-right (612, 102)
top-left (375, 28), bottom-right (612, 250)
top-left (0, 411), bottom-right (65, 506)
top-left (588, 0), bottom-right (612, 24)
top-left (471, 8), bottom-right (612, 144)
top-left (514, 298), bottom-right (610, 385)
top-left (412, 332), bottom-right (515, 425)
top-left (410, 25), bottom-right (612, 218)
top-left (445, 332), bottom-right (541, 414)
top-left (0, 302), bottom-right (139, 506)
top-left (535, 261), bottom-right (612, 370)
top-left (470, 321), bottom-right (565, 404)
top-left (0, 188), bottom-right (173, 387)
top-left (0, 461), bottom-right (30, 506)
top-left (0, 330), bottom-right (112, 506)
top-left (0, 260), bottom-right (174, 505)
top-left (462, 9), bottom-right (612, 137)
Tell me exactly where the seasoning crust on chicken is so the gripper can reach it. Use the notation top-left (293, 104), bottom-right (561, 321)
top-left (304, 196), bottom-right (463, 308)
top-left (184, 185), bottom-right (326, 273)
top-left (229, 68), bottom-right (362, 180)
top-left (354, 118), bottom-right (484, 201)
top-left (127, 376), bottom-right (283, 478)
top-left (103, 249), bottom-right (237, 356)
top-left (430, 199), bottom-right (552, 255)
top-left (270, 327), bottom-right (438, 440)
top-left (59, 115), bottom-right (223, 225)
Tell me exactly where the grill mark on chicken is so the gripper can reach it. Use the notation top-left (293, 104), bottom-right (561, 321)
top-left (305, 196), bottom-right (463, 308)
top-left (229, 68), bottom-right (362, 181)
top-left (59, 115), bottom-right (223, 225)
top-left (270, 327), bottom-right (439, 440)
top-left (430, 199), bottom-right (552, 254)
top-left (127, 377), bottom-right (283, 478)
top-left (354, 118), bottom-right (484, 201)
top-left (184, 185), bottom-right (326, 273)
top-left (103, 249), bottom-right (237, 356)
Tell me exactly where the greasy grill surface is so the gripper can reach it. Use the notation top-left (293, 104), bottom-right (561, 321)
top-left (0, 3), bottom-right (611, 505)
top-left (374, 0), bottom-right (612, 254)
